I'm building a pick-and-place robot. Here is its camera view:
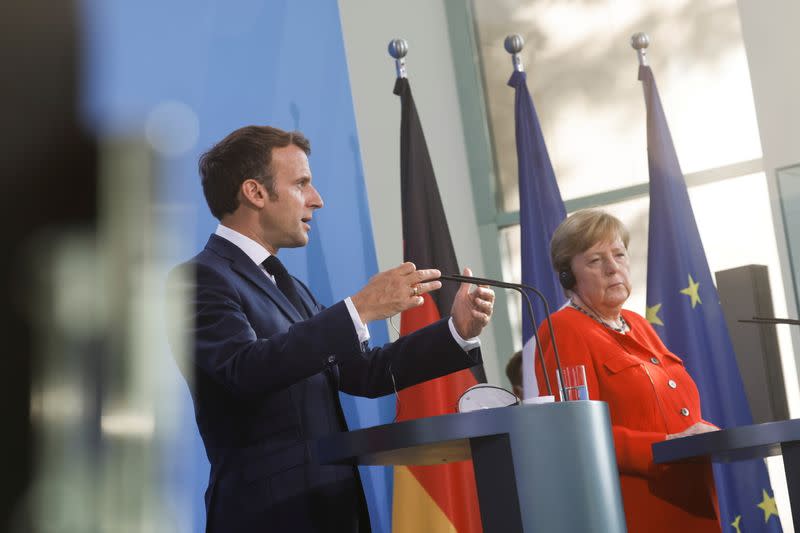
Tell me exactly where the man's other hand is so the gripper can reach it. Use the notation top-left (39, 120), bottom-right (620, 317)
top-left (451, 267), bottom-right (495, 339)
top-left (351, 262), bottom-right (441, 324)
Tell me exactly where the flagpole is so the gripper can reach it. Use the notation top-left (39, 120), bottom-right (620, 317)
top-left (630, 32), bottom-right (649, 66)
top-left (504, 34), bottom-right (524, 72)
top-left (387, 38), bottom-right (408, 79)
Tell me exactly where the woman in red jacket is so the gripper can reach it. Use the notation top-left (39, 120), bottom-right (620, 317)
top-left (535, 209), bottom-right (720, 532)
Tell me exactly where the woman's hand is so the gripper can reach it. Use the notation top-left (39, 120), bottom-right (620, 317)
top-left (666, 421), bottom-right (719, 440)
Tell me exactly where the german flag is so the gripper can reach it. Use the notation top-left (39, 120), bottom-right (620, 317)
top-left (391, 77), bottom-right (485, 533)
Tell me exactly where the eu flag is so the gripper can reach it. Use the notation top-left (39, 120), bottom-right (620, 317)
top-left (641, 64), bottom-right (782, 532)
top-left (508, 69), bottom-right (566, 398)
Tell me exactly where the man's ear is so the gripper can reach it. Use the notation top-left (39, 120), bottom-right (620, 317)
top-left (239, 178), bottom-right (266, 208)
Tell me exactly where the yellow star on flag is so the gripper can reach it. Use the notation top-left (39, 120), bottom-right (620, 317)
top-left (757, 489), bottom-right (779, 522)
top-left (731, 515), bottom-right (742, 533)
top-left (646, 303), bottom-right (664, 326)
top-left (680, 274), bottom-right (702, 308)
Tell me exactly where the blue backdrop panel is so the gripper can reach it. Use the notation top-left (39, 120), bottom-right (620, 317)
top-left (80, 1), bottom-right (395, 531)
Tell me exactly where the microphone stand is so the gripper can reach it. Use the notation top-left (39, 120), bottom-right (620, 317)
top-left (439, 273), bottom-right (566, 401)
top-left (739, 316), bottom-right (800, 326)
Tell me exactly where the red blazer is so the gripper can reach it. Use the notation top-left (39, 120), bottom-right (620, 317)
top-left (535, 306), bottom-right (719, 533)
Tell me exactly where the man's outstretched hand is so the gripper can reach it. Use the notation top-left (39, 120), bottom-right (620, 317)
top-left (450, 267), bottom-right (495, 339)
top-left (351, 262), bottom-right (441, 324)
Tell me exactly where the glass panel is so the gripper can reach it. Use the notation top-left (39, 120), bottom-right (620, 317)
top-left (471, 0), bottom-right (762, 212)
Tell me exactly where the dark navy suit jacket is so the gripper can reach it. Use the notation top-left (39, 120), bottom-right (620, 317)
top-left (168, 234), bottom-right (481, 533)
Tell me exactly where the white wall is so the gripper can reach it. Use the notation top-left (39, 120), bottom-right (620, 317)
top-left (337, 0), bottom-right (501, 383)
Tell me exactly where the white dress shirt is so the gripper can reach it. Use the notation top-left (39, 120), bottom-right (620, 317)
top-left (215, 224), bottom-right (480, 351)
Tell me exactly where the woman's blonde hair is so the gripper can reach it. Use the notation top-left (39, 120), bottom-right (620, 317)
top-left (550, 209), bottom-right (630, 274)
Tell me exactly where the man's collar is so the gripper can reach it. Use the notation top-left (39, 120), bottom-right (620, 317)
top-left (215, 224), bottom-right (271, 266)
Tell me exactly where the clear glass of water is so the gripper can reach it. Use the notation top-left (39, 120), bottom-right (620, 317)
top-left (557, 365), bottom-right (589, 401)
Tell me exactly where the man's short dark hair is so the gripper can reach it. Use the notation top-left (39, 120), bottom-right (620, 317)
top-left (505, 350), bottom-right (523, 389)
top-left (199, 125), bottom-right (311, 220)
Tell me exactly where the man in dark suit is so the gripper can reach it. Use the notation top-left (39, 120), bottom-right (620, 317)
top-left (168, 125), bottom-right (495, 532)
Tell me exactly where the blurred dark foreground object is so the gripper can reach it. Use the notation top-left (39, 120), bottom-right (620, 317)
top-left (0, 0), bottom-right (97, 529)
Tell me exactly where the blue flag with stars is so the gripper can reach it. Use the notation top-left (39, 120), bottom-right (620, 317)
top-left (640, 64), bottom-right (782, 532)
top-left (508, 69), bottom-right (566, 399)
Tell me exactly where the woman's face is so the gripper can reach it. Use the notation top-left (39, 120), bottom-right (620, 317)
top-left (570, 237), bottom-right (631, 316)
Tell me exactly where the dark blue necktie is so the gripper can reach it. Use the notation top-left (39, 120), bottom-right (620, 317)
top-left (262, 255), bottom-right (309, 319)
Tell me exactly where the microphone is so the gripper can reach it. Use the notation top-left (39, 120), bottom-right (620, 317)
top-left (439, 273), bottom-right (566, 401)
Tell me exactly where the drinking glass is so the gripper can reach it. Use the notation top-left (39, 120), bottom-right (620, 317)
top-left (557, 365), bottom-right (589, 401)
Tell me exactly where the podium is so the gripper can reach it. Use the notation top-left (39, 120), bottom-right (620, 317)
top-left (653, 418), bottom-right (800, 529)
top-left (315, 401), bottom-right (626, 532)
